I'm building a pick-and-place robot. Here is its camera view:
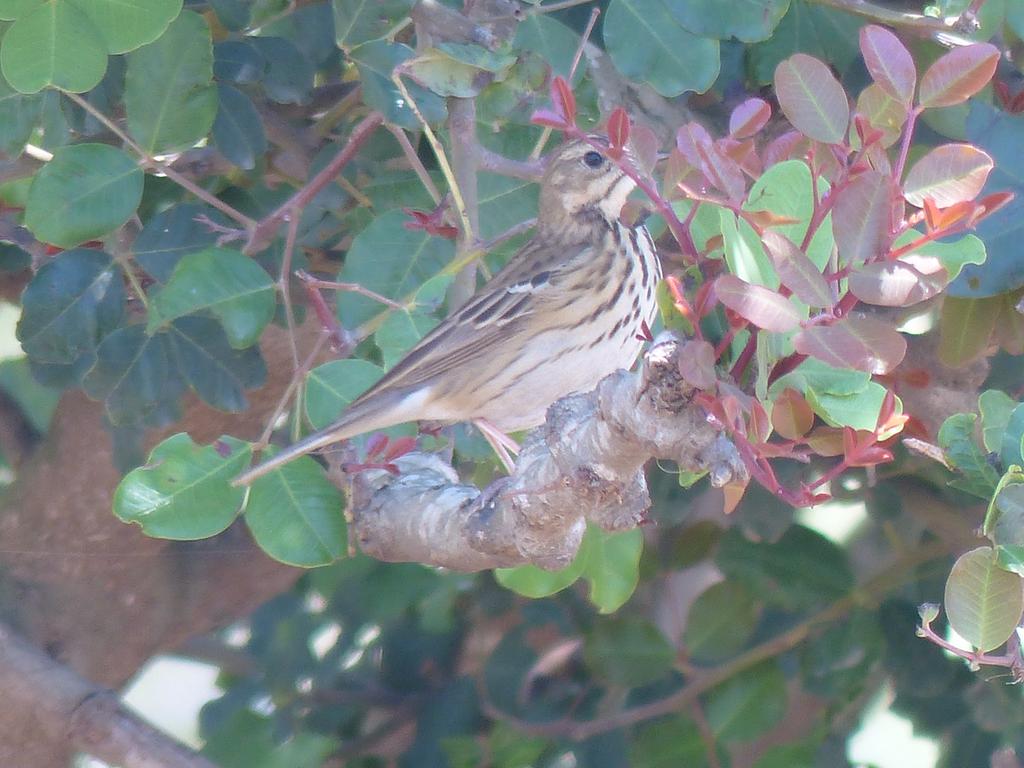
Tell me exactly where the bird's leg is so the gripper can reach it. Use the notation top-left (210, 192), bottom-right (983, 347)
top-left (473, 418), bottom-right (519, 473)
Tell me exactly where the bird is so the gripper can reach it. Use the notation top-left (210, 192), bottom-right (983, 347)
top-left (233, 135), bottom-right (662, 486)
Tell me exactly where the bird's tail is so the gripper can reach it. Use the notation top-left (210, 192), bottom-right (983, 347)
top-left (231, 422), bottom-right (360, 486)
top-left (231, 389), bottom-right (416, 486)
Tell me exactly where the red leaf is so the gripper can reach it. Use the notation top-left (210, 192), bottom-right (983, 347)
top-left (772, 388), bottom-right (815, 440)
top-left (977, 191), bottom-right (1015, 219)
top-left (832, 170), bottom-right (893, 265)
top-left (729, 98), bottom-right (771, 138)
top-left (552, 75), bottom-right (576, 124)
top-left (793, 315), bottom-right (907, 374)
top-left (531, 108), bottom-right (571, 130)
top-left (774, 54), bottom-right (850, 144)
top-left (903, 144), bottom-right (993, 208)
top-left (918, 43), bottom-right (999, 109)
top-left (678, 339), bottom-right (717, 390)
top-left (607, 107), bottom-right (630, 160)
top-left (763, 130), bottom-right (808, 167)
top-left (715, 274), bottom-right (802, 332)
top-left (760, 230), bottom-right (833, 307)
top-left (848, 260), bottom-right (947, 306)
top-left (860, 25), bottom-right (916, 105)
top-left (676, 122), bottom-right (746, 200)
top-left (855, 84), bottom-right (909, 148)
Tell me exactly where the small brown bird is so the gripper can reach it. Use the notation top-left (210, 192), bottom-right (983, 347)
top-left (233, 136), bottom-right (662, 485)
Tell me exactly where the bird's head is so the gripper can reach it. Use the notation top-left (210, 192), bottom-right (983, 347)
top-left (538, 136), bottom-right (637, 233)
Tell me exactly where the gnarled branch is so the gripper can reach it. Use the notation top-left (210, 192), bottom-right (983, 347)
top-left (350, 336), bottom-right (747, 571)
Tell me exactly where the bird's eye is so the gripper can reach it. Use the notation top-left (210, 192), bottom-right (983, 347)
top-left (582, 150), bottom-right (605, 169)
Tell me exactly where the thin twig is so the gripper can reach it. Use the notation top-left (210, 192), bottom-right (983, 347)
top-left (529, 7), bottom-right (600, 160)
top-left (245, 111), bottom-right (385, 255)
top-left (279, 214), bottom-right (302, 371)
top-left (391, 74), bottom-right (473, 242)
top-left (386, 124), bottom-right (443, 204)
top-left (530, 0), bottom-right (596, 13)
top-left (298, 270), bottom-right (407, 310)
top-left (61, 91), bottom-right (256, 231)
top-left (256, 331), bottom-right (331, 449)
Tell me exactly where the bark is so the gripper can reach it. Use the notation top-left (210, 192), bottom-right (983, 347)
top-left (0, 323), bottom-right (322, 766)
top-left (352, 336), bottom-right (747, 570)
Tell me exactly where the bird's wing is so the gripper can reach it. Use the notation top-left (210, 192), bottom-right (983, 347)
top-left (348, 238), bottom-right (596, 403)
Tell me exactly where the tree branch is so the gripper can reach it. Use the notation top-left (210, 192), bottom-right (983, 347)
top-left (0, 623), bottom-right (216, 768)
top-left (349, 336), bottom-right (748, 571)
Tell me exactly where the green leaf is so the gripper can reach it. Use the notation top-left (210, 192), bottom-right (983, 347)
top-left (938, 295), bottom-right (1000, 367)
top-left (125, 11), bottom-right (218, 154)
top-left (748, 0), bottom-right (861, 85)
top-left (704, 660), bottom-right (787, 742)
top-left (332, 0), bottom-right (412, 51)
top-left (1001, 403), bottom-right (1024, 471)
top-left (938, 413), bottom-right (1000, 499)
top-left (404, 45), bottom-right (515, 98)
top-left (212, 83), bottom-right (267, 170)
top-left (583, 616), bottom-right (674, 687)
top-left (495, 526), bottom-right (642, 612)
top-left (684, 581), bottom-right (760, 662)
top-left (514, 14), bottom-right (583, 84)
top-left (630, 717), bottom-right (713, 768)
top-left (944, 546), bottom-right (1024, 652)
top-left (754, 743), bottom-right (815, 768)
top-left (980, 389), bottom-right (1017, 453)
top-left (478, 173), bottom-right (538, 240)
top-left (0, 357), bottom-right (60, 431)
top-left (73, 0), bottom-right (182, 54)
top-left (248, 36), bottom-right (313, 105)
top-left (0, 0), bottom-right (42, 20)
top-left (0, 0), bottom-right (108, 93)
top-left (133, 204), bottom-right (231, 283)
top-left (774, 53), bottom-right (850, 143)
top-left (744, 160), bottom-right (834, 270)
top-left (375, 308), bottom-right (438, 368)
top-left (350, 40), bottom-right (446, 129)
top-left (147, 247), bottom-right (275, 349)
top-left (305, 359), bottom-right (384, 430)
top-left (167, 316), bottom-right (266, 412)
top-left (82, 324), bottom-right (187, 426)
top-left (720, 209), bottom-right (778, 289)
top-left (244, 453), bottom-right (346, 567)
top-left (24, 143), bottom-right (143, 248)
top-left (894, 230), bottom-right (986, 284)
top-left (667, 0), bottom-right (789, 42)
top-left (202, 709), bottom-right (337, 768)
top-left (337, 209), bottom-right (454, 327)
top-left (604, 0), bottom-right (720, 97)
top-left (716, 525), bottom-right (853, 610)
top-left (952, 102), bottom-right (1024, 298)
top-left (16, 249), bottom-right (123, 364)
top-left (113, 433), bottom-right (250, 539)
top-left (987, 474), bottom-right (1024, 575)
top-left (580, 526), bottom-right (643, 612)
top-left (0, 72), bottom-right (40, 154)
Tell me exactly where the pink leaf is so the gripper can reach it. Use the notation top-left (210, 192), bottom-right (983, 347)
top-left (832, 170), bottom-right (893, 265)
top-left (855, 83), bottom-right (909, 148)
top-left (794, 315), bottom-right (907, 374)
top-left (551, 75), bottom-right (576, 124)
top-left (848, 260), bottom-right (948, 306)
top-left (774, 54), bottom-right (850, 144)
top-left (918, 43), bottom-right (999, 108)
top-left (715, 274), bottom-right (802, 332)
top-left (729, 98), bottom-right (771, 138)
top-left (763, 130), bottom-right (807, 167)
top-left (902, 143), bottom-right (994, 208)
top-left (860, 25), bottom-right (916, 105)
top-left (678, 339), bottom-right (717, 390)
top-left (607, 107), bottom-right (630, 159)
top-left (676, 122), bottom-right (746, 200)
top-left (531, 108), bottom-right (571, 130)
top-left (761, 230), bottom-right (832, 308)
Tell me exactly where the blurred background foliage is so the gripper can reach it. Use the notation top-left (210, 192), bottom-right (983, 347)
top-left (0, 0), bottom-right (1024, 766)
